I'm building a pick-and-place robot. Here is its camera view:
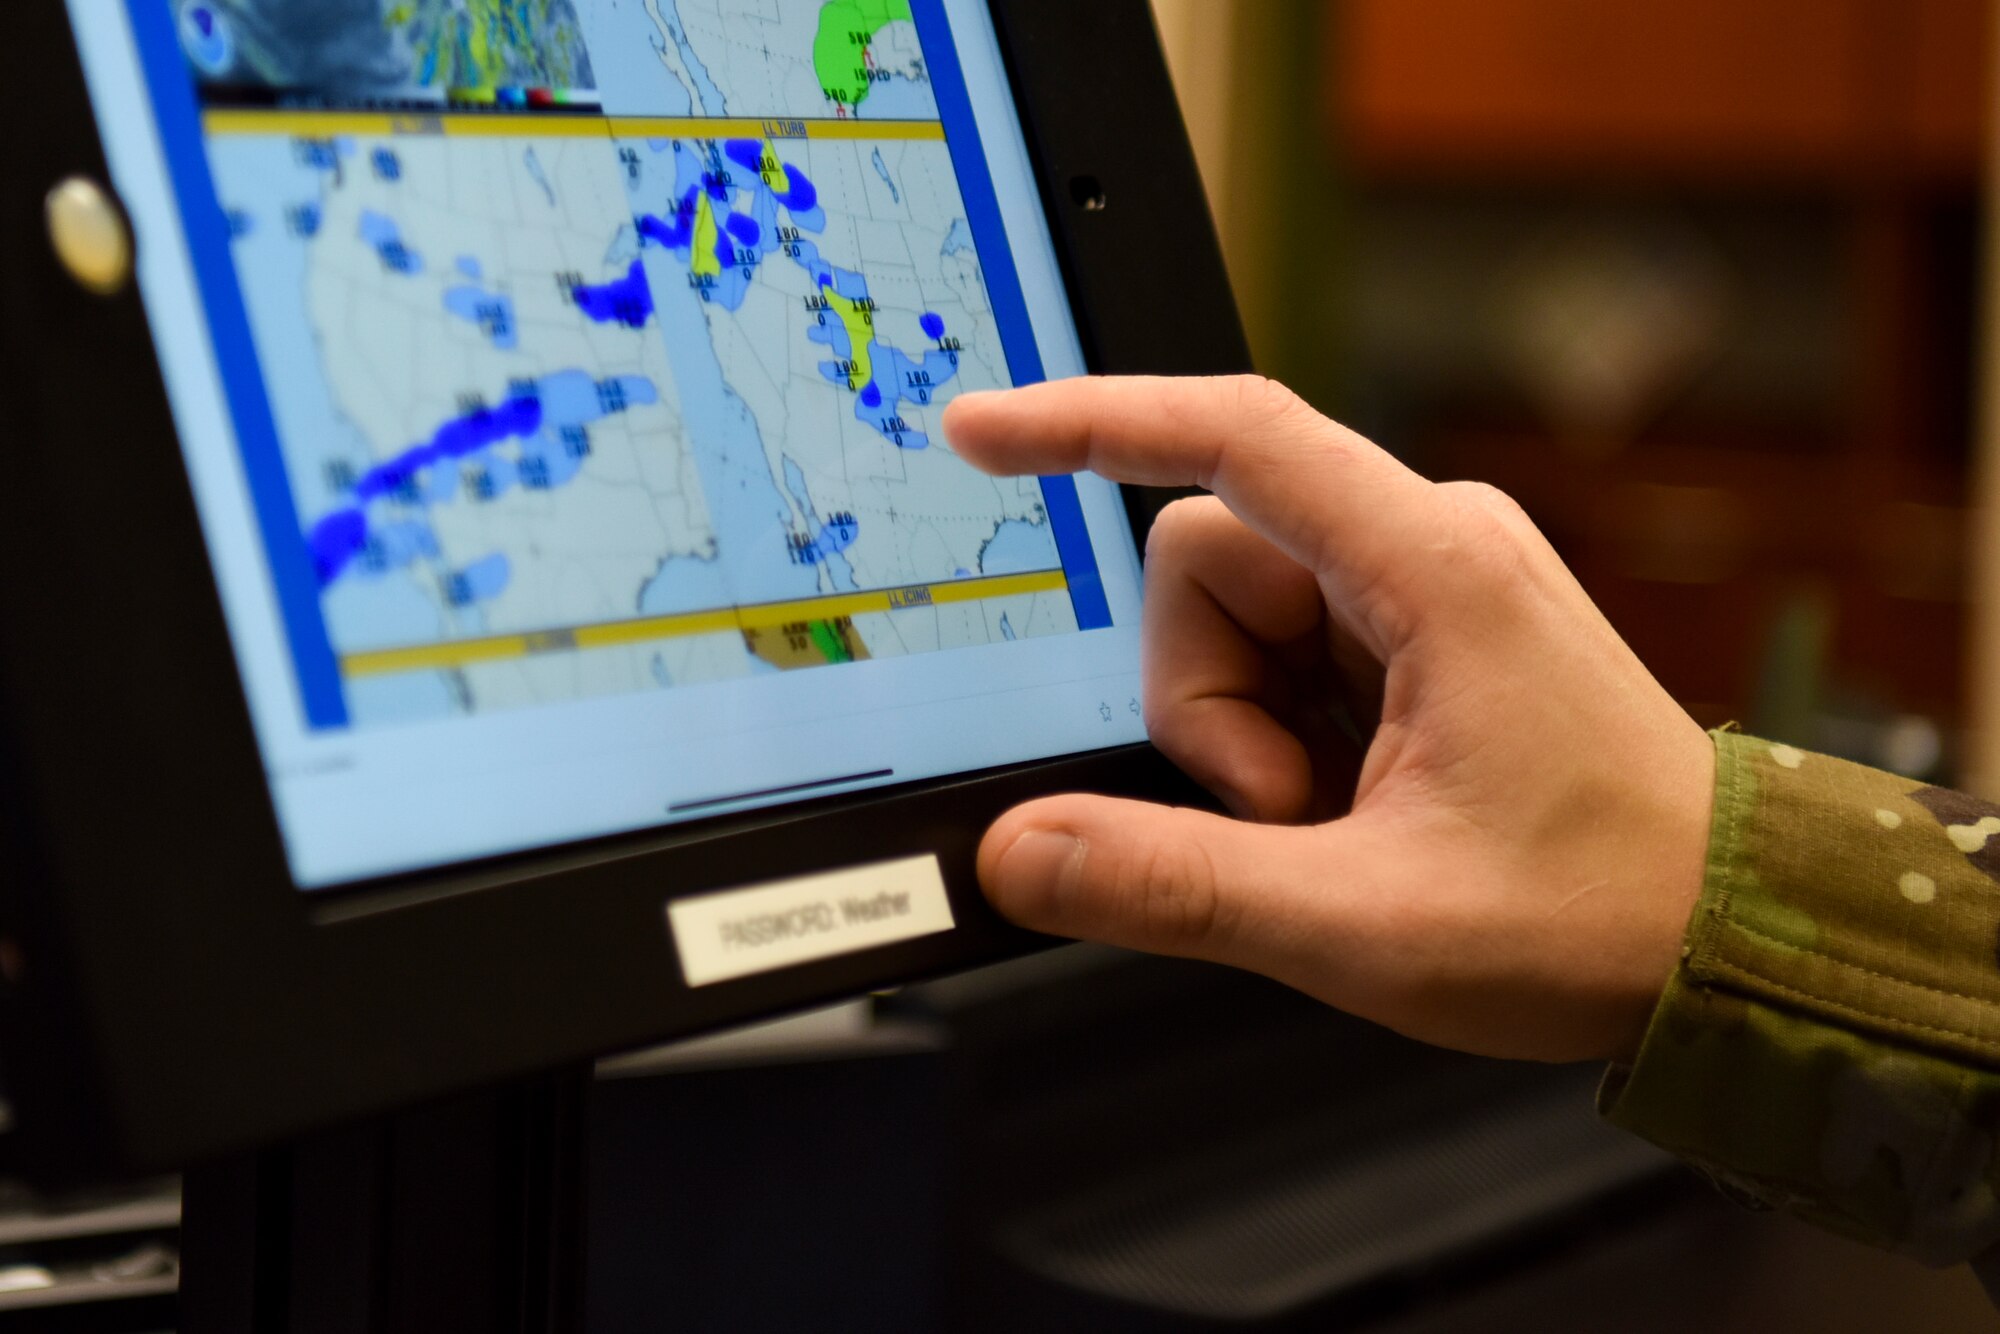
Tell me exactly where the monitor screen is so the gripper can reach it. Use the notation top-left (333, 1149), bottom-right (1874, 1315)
top-left (65, 0), bottom-right (1146, 888)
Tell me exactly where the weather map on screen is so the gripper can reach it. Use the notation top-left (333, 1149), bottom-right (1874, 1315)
top-left (166, 0), bottom-right (1104, 730)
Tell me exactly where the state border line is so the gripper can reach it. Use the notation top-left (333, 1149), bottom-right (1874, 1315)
top-left (339, 568), bottom-right (1070, 678)
top-left (200, 109), bottom-right (948, 142)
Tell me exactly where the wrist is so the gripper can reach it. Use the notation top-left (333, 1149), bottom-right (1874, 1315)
top-left (1605, 720), bottom-right (1717, 1064)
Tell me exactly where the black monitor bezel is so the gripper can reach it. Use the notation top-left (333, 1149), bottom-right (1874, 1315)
top-left (0, 0), bottom-right (1250, 1178)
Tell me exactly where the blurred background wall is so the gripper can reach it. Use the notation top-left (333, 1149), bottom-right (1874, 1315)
top-left (1151, 0), bottom-right (1996, 791)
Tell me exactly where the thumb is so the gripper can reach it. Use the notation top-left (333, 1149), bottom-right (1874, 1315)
top-left (978, 794), bottom-right (1321, 967)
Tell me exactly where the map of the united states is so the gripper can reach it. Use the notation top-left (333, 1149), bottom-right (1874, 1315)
top-left (192, 0), bottom-right (1076, 725)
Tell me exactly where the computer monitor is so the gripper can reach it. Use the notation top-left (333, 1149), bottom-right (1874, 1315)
top-left (1, 0), bottom-right (1245, 1176)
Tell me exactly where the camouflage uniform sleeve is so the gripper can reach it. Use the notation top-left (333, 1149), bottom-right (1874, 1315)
top-left (1601, 729), bottom-right (2000, 1264)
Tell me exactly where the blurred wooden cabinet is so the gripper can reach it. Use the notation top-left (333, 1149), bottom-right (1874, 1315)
top-left (1319, 0), bottom-right (1992, 749)
top-left (1335, 0), bottom-right (1989, 179)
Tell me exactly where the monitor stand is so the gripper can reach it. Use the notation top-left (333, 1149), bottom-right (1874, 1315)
top-left (178, 1068), bottom-right (590, 1334)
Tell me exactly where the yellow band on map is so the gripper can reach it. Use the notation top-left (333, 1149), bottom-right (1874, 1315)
top-left (200, 109), bottom-right (947, 142)
top-left (339, 569), bottom-right (1070, 679)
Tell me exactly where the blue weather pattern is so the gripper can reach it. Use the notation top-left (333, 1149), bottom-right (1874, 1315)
top-left (308, 369), bottom-right (659, 591)
top-left (626, 138), bottom-right (965, 454)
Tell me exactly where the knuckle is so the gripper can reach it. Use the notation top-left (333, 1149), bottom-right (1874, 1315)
top-left (1443, 479), bottom-right (1527, 524)
top-left (1120, 835), bottom-right (1224, 948)
top-left (1434, 480), bottom-right (1536, 585)
top-left (1224, 374), bottom-right (1308, 427)
top-left (1204, 376), bottom-right (1319, 497)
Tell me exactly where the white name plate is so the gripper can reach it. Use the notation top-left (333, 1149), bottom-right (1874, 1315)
top-left (667, 855), bottom-right (956, 988)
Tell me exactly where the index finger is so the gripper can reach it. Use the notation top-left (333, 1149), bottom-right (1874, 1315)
top-left (941, 375), bottom-right (1435, 589)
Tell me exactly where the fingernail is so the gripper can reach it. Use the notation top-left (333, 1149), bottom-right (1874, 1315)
top-left (992, 828), bottom-right (1086, 917)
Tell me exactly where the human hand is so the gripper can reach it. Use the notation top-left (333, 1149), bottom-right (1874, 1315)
top-left (943, 377), bottom-right (1714, 1064)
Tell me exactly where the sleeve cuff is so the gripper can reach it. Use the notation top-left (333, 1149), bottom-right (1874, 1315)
top-left (1601, 731), bottom-right (2000, 1263)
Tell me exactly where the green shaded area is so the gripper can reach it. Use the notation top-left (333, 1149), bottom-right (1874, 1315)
top-left (807, 620), bottom-right (853, 665)
top-left (812, 0), bottom-right (913, 109)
